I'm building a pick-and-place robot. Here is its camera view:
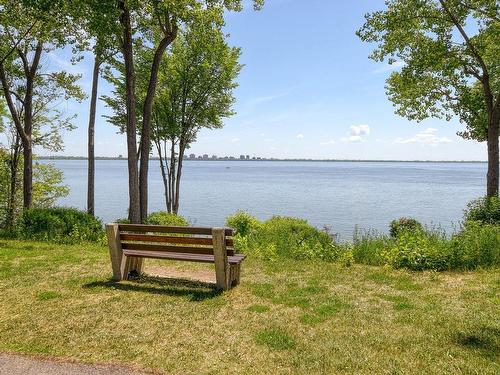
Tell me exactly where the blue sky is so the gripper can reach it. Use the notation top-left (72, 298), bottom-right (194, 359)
top-left (44, 0), bottom-right (486, 160)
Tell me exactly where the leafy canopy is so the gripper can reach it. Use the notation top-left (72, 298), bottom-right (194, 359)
top-left (152, 20), bottom-right (242, 147)
top-left (357, 0), bottom-right (499, 141)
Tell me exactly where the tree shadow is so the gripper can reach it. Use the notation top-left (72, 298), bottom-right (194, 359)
top-left (83, 274), bottom-right (222, 301)
top-left (453, 326), bottom-right (500, 360)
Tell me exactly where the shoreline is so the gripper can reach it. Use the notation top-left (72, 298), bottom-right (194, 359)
top-left (38, 156), bottom-right (488, 163)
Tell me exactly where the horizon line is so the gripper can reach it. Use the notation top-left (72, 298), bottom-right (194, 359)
top-left (38, 156), bottom-right (489, 163)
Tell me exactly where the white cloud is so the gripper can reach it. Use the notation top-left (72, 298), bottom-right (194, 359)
top-left (296, 134), bottom-right (304, 140)
top-left (320, 139), bottom-right (336, 146)
top-left (394, 128), bottom-right (452, 146)
top-left (231, 138), bottom-right (240, 143)
top-left (342, 124), bottom-right (370, 143)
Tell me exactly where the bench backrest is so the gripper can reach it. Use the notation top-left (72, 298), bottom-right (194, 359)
top-left (116, 224), bottom-right (235, 256)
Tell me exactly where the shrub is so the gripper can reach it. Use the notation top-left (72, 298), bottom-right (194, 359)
top-left (144, 212), bottom-right (188, 226)
top-left (389, 217), bottom-right (423, 238)
top-left (228, 213), bottom-right (339, 261)
top-left (18, 207), bottom-right (104, 243)
top-left (449, 221), bottom-right (500, 269)
top-left (114, 218), bottom-right (130, 224)
top-left (464, 196), bottom-right (500, 225)
top-left (352, 228), bottom-right (394, 266)
top-left (383, 229), bottom-right (451, 271)
top-left (226, 211), bottom-right (260, 236)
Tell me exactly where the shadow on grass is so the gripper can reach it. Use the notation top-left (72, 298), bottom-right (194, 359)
top-left (454, 326), bottom-right (500, 360)
top-left (83, 274), bottom-right (222, 301)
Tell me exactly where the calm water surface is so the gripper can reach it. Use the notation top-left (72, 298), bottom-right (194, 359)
top-left (46, 160), bottom-right (486, 239)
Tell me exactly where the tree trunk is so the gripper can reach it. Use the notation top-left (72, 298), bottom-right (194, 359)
top-left (7, 135), bottom-right (21, 228)
top-left (87, 56), bottom-right (100, 216)
top-left (119, 1), bottom-right (140, 224)
top-left (139, 35), bottom-right (177, 222)
top-left (168, 141), bottom-right (176, 213)
top-left (486, 108), bottom-right (499, 197)
top-left (22, 143), bottom-right (32, 209)
top-left (23, 85), bottom-right (34, 209)
top-left (173, 144), bottom-right (186, 214)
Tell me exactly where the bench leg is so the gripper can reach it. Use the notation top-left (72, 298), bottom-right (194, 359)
top-left (106, 224), bottom-right (125, 281)
top-left (229, 263), bottom-right (241, 288)
top-left (121, 256), bottom-right (145, 280)
top-left (212, 228), bottom-right (230, 291)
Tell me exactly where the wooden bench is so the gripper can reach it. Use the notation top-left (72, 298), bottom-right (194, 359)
top-left (105, 223), bottom-right (245, 290)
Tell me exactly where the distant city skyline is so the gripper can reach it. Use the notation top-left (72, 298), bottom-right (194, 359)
top-left (20, 1), bottom-right (487, 161)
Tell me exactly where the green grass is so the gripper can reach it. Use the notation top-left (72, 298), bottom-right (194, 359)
top-left (0, 240), bottom-right (499, 374)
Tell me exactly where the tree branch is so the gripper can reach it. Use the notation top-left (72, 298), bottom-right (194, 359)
top-left (0, 62), bottom-right (28, 143)
top-left (0, 20), bottom-right (39, 64)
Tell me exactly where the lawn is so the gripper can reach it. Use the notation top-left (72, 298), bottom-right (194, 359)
top-left (0, 240), bottom-right (499, 374)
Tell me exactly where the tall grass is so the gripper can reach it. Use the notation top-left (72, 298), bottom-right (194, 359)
top-left (227, 211), bottom-right (500, 271)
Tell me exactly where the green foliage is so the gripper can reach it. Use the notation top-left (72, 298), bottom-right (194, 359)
top-left (0, 148), bottom-right (69, 229)
top-left (357, 0), bottom-right (499, 144)
top-left (383, 229), bottom-right (451, 271)
top-left (389, 217), bottom-right (424, 238)
top-left (227, 213), bottom-right (339, 261)
top-left (464, 196), bottom-right (500, 225)
top-left (144, 211), bottom-right (188, 226)
top-left (449, 221), bottom-right (500, 269)
top-left (18, 207), bottom-right (104, 243)
top-left (352, 229), bottom-right (393, 266)
top-left (32, 162), bottom-right (69, 208)
top-left (114, 218), bottom-right (131, 224)
top-left (226, 211), bottom-right (260, 237)
top-left (380, 223), bottom-right (500, 271)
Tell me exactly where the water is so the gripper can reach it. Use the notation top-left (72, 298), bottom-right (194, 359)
top-left (46, 159), bottom-right (486, 239)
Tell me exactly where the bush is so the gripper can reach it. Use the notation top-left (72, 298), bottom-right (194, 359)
top-left (227, 214), bottom-right (339, 261)
top-left (18, 207), bottom-right (104, 243)
top-left (383, 229), bottom-right (451, 271)
top-left (464, 196), bottom-right (500, 225)
top-left (449, 221), bottom-right (500, 269)
top-left (389, 217), bottom-right (423, 238)
top-left (144, 212), bottom-right (188, 226)
top-left (226, 211), bottom-right (260, 236)
top-left (352, 228), bottom-right (394, 266)
top-left (114, 218), bottom-right (130, 224)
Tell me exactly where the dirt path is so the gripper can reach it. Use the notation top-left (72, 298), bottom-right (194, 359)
top-left (0, 352), bottom-right (154, 375)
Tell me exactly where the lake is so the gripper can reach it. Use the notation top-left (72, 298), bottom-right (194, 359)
top-left (46, 159), bottom-right (486, 239)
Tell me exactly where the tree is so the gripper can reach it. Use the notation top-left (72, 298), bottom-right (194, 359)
top-left (0, 0), bottom-right (83, 208)
top-left (357, 0), bottom-right (500, 196)
top-left (152, 22), bottom-right (241, 213)
top-left (0, 124), bottom-right (69, 229)
top-left (75, 1), bottom-right (120, 217)
top-left (103, 0), bottom-right (262, 222)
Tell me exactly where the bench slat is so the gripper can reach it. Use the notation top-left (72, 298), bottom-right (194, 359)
top-left (121, 242), bottom-right (235, 256)
top-left (120, 233), bottom-right (234, 247)
top-left (122, 249), bottom-right (245, 265)
top-left (118, 224), bottom-right (233, 236)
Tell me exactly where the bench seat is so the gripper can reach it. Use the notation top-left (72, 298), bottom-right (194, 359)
top-left (122, 249), bottom-right (246, 264)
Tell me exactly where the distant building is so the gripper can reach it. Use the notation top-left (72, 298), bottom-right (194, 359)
top-left (211, 155), bottom-right (217, 159)
top-left (189, 153), bottom-right (196, 159)
top-left (202, 154), bottom-right (209, 159)
top-left (246, 155), bottom-right (250, 160)
top-left (239, 155), bottom-right (245, 160)
top-left (229, 156), bottom-right (235, 160)
top-left (197, 155), bottom-right (203, 159)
